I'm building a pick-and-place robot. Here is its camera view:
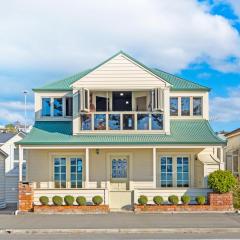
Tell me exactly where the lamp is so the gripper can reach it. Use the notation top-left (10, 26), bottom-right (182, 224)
top-left (96, 149), bottom-right (100, 155)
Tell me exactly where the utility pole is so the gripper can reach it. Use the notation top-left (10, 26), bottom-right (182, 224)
top-left (23, 90), bottom-right (28, 132)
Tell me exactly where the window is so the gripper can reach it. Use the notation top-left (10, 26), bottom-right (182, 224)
top-left (94, 114), bottom-right (106, 130)
top-left (54, 158), bottom-right (66, 188)
top-left (65, 97), bottom-right (73, 116)
top-left (151, 114), bottom-right (163, 130)
top-left (123, 114), bottom-right (134, 130)
top-left (193, 97), bottom-right (202, 116)
top-left (53, 98), bottom-right (63, 116)
top-left (81, 114), bottom-right (92, 130)
top-left (70, 158), bottom-right (82, 188)
top-left (160, 157), bottom-right (173, 187)
top-left (177, 157), bottom-right (189, 187)
top-left (109, 114), bottom-right (120, 130)
top-left (170, 97), bottom-right (178, 116)
top-left (112, 158), bottom-right (128, 179)
top-left (42, 98), bottom-right (51, 116)
top-left (181, 97), bottom-right (190, 116)
top-left (137, 114), bottom-right (149, 130)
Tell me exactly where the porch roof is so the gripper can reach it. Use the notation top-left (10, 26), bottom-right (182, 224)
top-left (18, 120), bottom-right (225, 146)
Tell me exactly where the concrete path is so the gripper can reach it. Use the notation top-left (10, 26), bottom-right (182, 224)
top-left (0, 212), bottom-right (239, 230)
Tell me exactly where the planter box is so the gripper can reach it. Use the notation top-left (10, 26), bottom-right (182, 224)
top-left (134, 204), bottom-right (233, 213)
top-left (34, 205), bottom-right (109, 214)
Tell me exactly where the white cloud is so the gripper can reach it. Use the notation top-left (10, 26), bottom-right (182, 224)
top-left (0, 109), bottom-right (25, 123)
top-left (210, 86), bottom-right (240, 122)
top-left (0, 101), bottom-right (34, 111)
top-left (0, 0), bottom-right (239, 73)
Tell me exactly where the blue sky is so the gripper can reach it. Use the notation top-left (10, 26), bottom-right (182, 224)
top-left (0, 0), bottom-right (239, 132)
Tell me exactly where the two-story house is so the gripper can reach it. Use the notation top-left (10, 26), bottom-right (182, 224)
top-left (18, 51), bottom-right (225, 210)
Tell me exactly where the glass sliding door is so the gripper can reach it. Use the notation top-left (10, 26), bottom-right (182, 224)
top-left (70, 158), bottom-right (83, 188)
top-left (54, 158), bottom-right (66, 188)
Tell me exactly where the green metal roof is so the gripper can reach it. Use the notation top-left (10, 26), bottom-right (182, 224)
top-left (33, 51), bottom-right (210, 92)
top-left (18, 120), bottom-right (225, 146)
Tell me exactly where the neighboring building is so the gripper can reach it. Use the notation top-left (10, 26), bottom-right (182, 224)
top-left (225, 128), bottom-right (240, 177)
top-left (0, 132), bottom-right (26, 206)
top-left (14, 121), bottom-right (32, 133)
top-left (18, 51), bottom-right (225, 210)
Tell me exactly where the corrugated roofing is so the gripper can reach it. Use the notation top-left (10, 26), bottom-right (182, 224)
top-left (0, 133), bottom-right (16, 144)
top-left (33, 51), bottom-right (209, 92)
top-left (18, 120), bottom-right (225, 146)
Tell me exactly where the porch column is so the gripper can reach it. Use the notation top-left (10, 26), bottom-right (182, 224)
top-left (19, 145), bottom-right (23, 182)
top-left (219, 147), bottom-right (224, 170)
top-left (85, 148), bottom-right (89, 188)
top-left (153, 147), bottom-right (157, 188)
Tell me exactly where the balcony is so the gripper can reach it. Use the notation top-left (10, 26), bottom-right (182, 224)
top-left (79, 112), bottom-right (164, 132)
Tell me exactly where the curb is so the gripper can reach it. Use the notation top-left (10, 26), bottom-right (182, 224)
top-left (1, 228), bottom-right (240, 235)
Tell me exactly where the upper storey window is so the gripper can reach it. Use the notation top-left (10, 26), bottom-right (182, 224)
top-left (65, 97), bottom-right (73, 116)
top-left (170, 97), bottom-right (178, 116)
top-left (193, 97), bottom-right (202, 116)
top-left (42, 98), bottom-right (51, 116)
top-left (181, 97), bottom-right (190, 116)
top-left (54, 98), bottom-right (63, 116)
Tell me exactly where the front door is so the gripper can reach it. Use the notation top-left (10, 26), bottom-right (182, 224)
top-left (110, 156), bottom-right (129, 190)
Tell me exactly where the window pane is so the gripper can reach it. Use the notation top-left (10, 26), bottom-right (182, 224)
top-left (53, 98), bottom-right (63, 116)
top-left (170, 97), bottom-right (178, 116)
top-left (54, 158), bottom-right (66, 189)
top-left (112, 159), bottom-right (128, 178)
top-left (160, 156), bottom-right (172, 187)
top-left (42, 98), bottom-right (51, 116)
top-left (81, 114), bottom-right (92, 130)
top-left (137, 114), bottom-right (149, 130)
top-left (176, 157), bottom-right (189, 187)
top-left (109, 114), bottom-right (120, 130)
top-left (70, 158), bottom-right (82, 189)
top-left (123, 114), bottom-right (134, 130)
top-left (94, 114), bottom-right (106, 130)
top-left (151, 114), bottom-right (163, 130)
top-left (193, 97), bottom-right (202, 116)
top-left (65, 97), bottom-right (73, 116)
top-left (181, 97), bottom-right (190, 116)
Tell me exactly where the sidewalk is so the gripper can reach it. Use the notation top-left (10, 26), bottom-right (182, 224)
top-left (0, 212), bottom-right (239, 234)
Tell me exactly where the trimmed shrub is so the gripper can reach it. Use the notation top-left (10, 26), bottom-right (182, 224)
top-left (76, 196), bottom-right (87, 206)
top-left (233, 179), bottom-right (240, 209)
top-left (64, 195), bottom-right (75, 206)
top-left (168, 195), bottom-right (179, 205)
top-left (196, 196), bottom-right (206, 205)
top-left (153, 196), bottom-right (164, 205)
top-left (138, 195), bottom-right (148, 206)
top-left (181, 195), bottom-right (191, 205)
top-left (52, 196), bottom-right (63, 206)
top-left (39, 196), bottom-right (49, 206)
top-left (208, 170), bottom-right (237, 194)
top-left (92, 195), bottom-right (103, 205)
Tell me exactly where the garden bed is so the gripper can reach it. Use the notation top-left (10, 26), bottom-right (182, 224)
top-left (34, 205), bottom-right (109, 214)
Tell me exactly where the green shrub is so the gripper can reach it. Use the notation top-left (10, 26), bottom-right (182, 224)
top-left (196, 196), bottom-right (206, 205)
top-left (181, 195), bottom-right (191, 205)
top-left (64, 195), bottom-right (75, 206)
top-left (76, 196), bottom-right (87, 206)
top-left (233, 179), bottom-right (240, 209)
top-left (52, 196), bottom-right (63, 206)
top-left (168, 195), bottom-right (179, 205)
top-left (39, 196), bottom-right (49, 206)
top-left (153, 196), bottom-right (164, 205)
top-left (208, 170), bottom-right (237, 193)
top-left (92, 195), bottom-right (103, 205)
top-left (138, 195), bottom-right (148, 205)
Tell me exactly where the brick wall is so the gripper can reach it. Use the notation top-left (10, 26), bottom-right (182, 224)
top-left (18, 182), bottom-right (34, 212)
top-left (208, 192), bottom-right (233, 207)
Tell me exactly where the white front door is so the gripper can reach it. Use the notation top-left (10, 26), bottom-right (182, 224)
top-left (110, 156), bottom-right (129, 190)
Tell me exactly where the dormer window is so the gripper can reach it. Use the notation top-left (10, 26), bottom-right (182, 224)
top-left (42, 98), bottom-right (51, 116)
top-left (181, 97), bottom-right (190, 116)
top-left (170, 97), bottom-right (178, 116)
top-left (193, 97), bottom-right (202, 116)
top-left (53, 98), bottom-right (63, 116)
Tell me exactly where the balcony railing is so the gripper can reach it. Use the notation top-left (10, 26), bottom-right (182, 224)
top-left (79, 112), bottom-right (164, 131)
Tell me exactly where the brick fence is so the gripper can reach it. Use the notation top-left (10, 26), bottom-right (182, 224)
top-left (18, 182), bottom-right (34, 212)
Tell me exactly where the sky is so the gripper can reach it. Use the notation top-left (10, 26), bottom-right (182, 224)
top-left (0, 0), bottom-right (239, 132)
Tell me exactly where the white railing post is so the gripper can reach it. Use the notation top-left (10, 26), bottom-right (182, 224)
top-left (153, 147), bottom-right (157, 188)
top-left (19, 145), bottom-right (23, 182)
top-left (85, 148), bottom-right (89, 188)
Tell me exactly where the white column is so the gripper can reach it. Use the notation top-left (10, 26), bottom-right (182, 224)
top-left (153, 147), bottom-right (157, 188)
top-left (85, 148), bottom-right (89, 188)
top-left (19, 145), bottom-right (23, 182)
top-left (219, 147), bottom-right (225, 170)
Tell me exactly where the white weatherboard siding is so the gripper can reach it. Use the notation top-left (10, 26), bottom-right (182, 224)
top-left (0, 154), bottom-right (6, 208)
top-left (5, 176), bottom-right (18, 203)
top-left (72, 54), bottom-right (169, 90)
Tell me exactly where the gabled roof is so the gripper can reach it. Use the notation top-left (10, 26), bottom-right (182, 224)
top-left (18, 120), bottom-right (225, 146)
top-left (225, 128), bottom-right (240, 138)
top-left (33, 51), bottom-right (210, 92)
top-left (0, 133), bottom-right (16, 144)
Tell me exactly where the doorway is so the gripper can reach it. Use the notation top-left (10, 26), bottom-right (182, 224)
top-left (112, 92), bottom-right (132, 111)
